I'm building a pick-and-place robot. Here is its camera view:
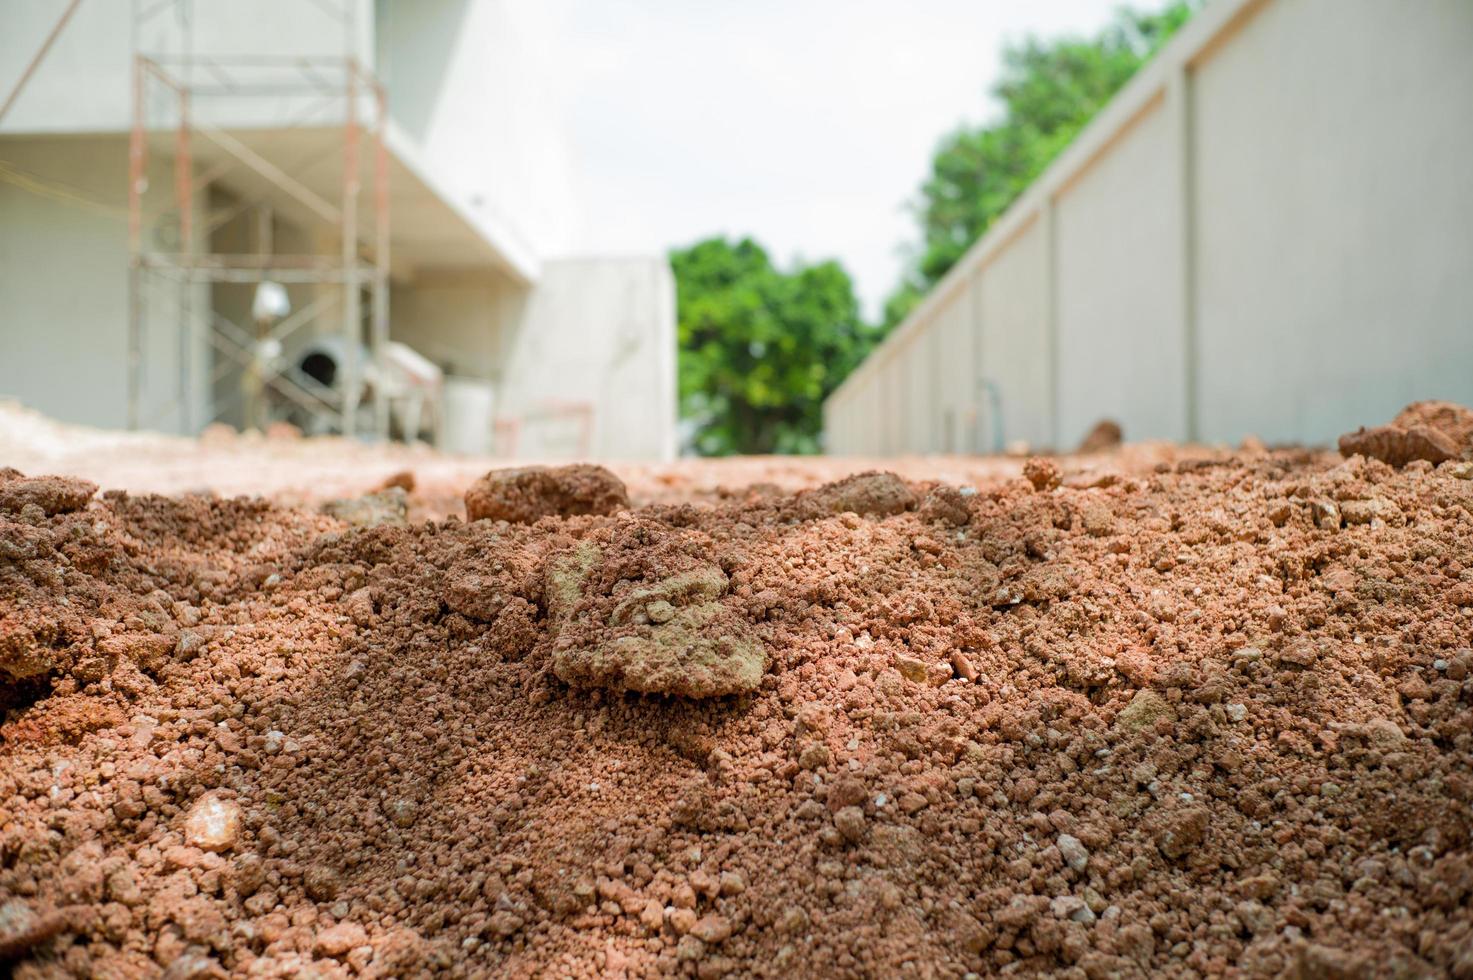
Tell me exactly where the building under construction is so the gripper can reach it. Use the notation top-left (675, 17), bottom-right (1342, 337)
top-left (0, 0), bottom-right (677, 460)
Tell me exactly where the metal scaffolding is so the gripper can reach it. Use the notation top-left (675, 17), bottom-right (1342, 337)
top-left (126, 0), bottom-right (390, 438)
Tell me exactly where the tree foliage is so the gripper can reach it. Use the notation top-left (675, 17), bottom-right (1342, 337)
top-left (884, 1), bottom-right (1197, 327)
top-left (672, 237), bottom-right (878, 456)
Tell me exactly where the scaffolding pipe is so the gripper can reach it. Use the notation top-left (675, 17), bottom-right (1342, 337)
top-left (0, 0), bottom-right (84, 125)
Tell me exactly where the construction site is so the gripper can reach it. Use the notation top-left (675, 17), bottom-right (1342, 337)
top-left (3, 0), bottom-right (1473, 978)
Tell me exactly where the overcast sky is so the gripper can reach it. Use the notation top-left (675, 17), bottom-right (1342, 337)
top-left (558, 0), bottom-right (1123, 319)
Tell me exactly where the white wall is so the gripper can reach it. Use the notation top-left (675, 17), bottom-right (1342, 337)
top-left (824, 0), bottom-right (1473, 455)
top-left (977, 218), bottom-right (1051, 450)
top-left (374, 0), bottom-right (582, 261)
top-left (0, 136), bottom-right (207, 433)
top-left (494, 257), bottom-right (676, 461)
top-left (0, 0), bottom-right (578, 265)
top-left (0, 0), bottom-right (373, 135)
top-left (389, 270), bottom-right (528, 381)
top-left (1054, 95), bottom-right (1185, 447)
top-left (1191, 0), bottom-right (1473, 445)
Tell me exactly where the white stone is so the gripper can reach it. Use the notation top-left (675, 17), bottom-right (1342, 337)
top-left (184, 792), bottom-right (242, 852)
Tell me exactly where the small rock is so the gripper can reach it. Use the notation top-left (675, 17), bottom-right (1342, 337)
top-left (919, 485), bottom-right (971, 526)
top-left (384, 798), bottom-right (417, 828)
top-left (314, 921), bottom-right (368, 958)
top-left (1050, 896), bottom-right (1095, 923)
top-left (690, 915), bottom-right (732, 945)
top-left (798, 742), bottom-right (831, 770)
top-left (1310, 499), bottom-right (1341, 530)
top-left (0, 899), bottom-right (68, 960)
top-left (163, 952), bottom-right (224, 980)
top-left (1115, 689), bottom-right (1177, 733)
top-left (719, 871), bottom-right (746, 896)
top-left (639, 899), bottom-right (665, 931)
top-left (465, 464), bottom-right (629, 524)
top-left (1057, 834), bottom-right (1089, 873)
top-left (1076, 419), bottom-right (1123, 454)
top-left (184, 793), bottom-right (242, 852)
top-left (1365, 718), bottom-right (1407, 749)
top-left (776, 907), bottom-right (809, 935)
top-left (488, 910), bottom-right (523, 938)
top-left (833, 806), bottom-right (867, 842)
top-left (1155, 806), bottom-right (1210, 860)
top-left (667, 907), bottom-right (698, 934)
top-left (894, 655), bottom-right (931, 684)
top-left (950, 650), bottom-right (978, 683)
top-left (321, 487), bottom-right (408, 528)
top-left (899, 792), bottom-right (928, 814)
top-left (1023, 457), bottom-right (1061, 492)
top-left (799, 471), bottom-right (916, 518)
top-left (376, 469), bottom-right (416, 493)
top-left (0, 472), bottom-right (97, 515)
top-left (1338, 401), bottom-right (1473, 467)
top-left (304, 864), bottom-right (341, 902)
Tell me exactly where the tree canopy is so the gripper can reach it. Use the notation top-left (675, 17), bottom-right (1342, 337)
top-left (671, 237), bottom-right (878, 456)
top-left (670, 2), bottom-right (1195, 455)
top-left (883, 1), bottom-right (1196, 328)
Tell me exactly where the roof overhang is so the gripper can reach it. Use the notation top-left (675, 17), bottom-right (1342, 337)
top-left (150, 122), bottom-right (539, 285)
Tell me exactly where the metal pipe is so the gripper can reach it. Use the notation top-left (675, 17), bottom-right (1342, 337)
top-left (0, 0), bottom-right (84, 125)
top-left (127, 53), bottom-right (148, 430)
top-left (339, 51), bottom-right (361, 438)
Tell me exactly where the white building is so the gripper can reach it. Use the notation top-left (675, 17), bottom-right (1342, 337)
top-left (0, 0), bottom-right (677, 460)
top-left (824, 0), bottom-right (1473, 455)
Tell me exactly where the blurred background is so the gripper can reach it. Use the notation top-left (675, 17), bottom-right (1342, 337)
top-left (1, 0), bottom-right (1470, 461)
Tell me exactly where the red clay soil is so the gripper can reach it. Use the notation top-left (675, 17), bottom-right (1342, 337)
top-left (3, 446), bottom-right (1473, 979)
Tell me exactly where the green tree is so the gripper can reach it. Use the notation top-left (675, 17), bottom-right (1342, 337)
top-left (884, 1), bottom-right (1197, 328)
top-left (672, 237), bottom-right (877, 456)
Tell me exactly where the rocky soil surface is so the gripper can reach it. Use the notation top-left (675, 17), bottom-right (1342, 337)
top-left (3, 427), bottom-right (1473, 978)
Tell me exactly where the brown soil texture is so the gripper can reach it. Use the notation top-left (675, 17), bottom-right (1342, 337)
top-left (4, 449), bottom-right (1473, 979)
top-left (1339, 401), bottom-right (1473, 469)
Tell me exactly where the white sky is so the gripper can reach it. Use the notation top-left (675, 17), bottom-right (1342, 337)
top-left (556, 0), bottom-right (1123, 319)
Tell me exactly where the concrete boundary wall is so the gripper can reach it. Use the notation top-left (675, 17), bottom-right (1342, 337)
top-left (824, 0), bottom-right (1473, 453)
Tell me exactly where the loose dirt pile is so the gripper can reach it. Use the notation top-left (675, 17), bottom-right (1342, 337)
top-left (3, 440), bottom-right (1473, 978)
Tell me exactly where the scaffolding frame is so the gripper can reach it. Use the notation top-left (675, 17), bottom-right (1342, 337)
top-left (126, 0), bottom-right (391, 438)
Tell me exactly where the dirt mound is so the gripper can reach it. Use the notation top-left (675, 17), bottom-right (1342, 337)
top-left (465, 464), bottom-right (631, 524)
top-left (793, 471), bottom-right (916, 518)
top-left (1075, 420), bottom-right (1123, 454)
top-left (3, 452), bottom-right (1473, 977)
top-left (0, 470), bottom-right (96, 516)
top-left (1339, 399), bottom-right (1473, 467)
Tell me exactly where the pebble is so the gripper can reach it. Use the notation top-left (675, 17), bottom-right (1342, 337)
top-left (640, 899), bottom-right (664, 931)
top-left (798, 743), bottom-right (830, 770)
top-left (1057, 834), bottom-right (1089, 873)
top-left (184, 792), bottom-right (242, 852)
top-left (313, 921), bottom-right (367, 958)
top-left (834, 806), bottom-right (866, 842)
top-left (668, 907), bottom-right (698, 935)
top-left (1226, 703), bottom-right (1247, 722)
top-left (690, 914), bottom-right (732, 944)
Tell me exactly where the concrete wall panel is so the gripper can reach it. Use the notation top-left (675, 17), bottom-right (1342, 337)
top-left (1192, 0), bottom-right (1473, 445)
top-left (1054, 99), bottom-right (1186, 447)
top-left (977, 218), bottom-right (1051, 450)
top-left (495, 257), bottom-right (676, 461)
